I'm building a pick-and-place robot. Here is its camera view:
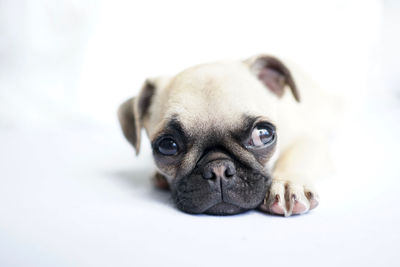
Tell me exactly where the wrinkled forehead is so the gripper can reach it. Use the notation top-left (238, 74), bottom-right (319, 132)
top-left (149, 61), bottom-right (277, 138)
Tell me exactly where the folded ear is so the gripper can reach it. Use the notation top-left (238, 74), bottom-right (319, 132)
top-left (245, 55), bottom-right (300, 102)
top-left (117, 79), bottom-right (158, 155)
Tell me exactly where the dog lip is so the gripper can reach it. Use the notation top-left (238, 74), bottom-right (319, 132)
top-left (204, 202), bottom-right (248, 215)
top-left (173, 191), bottom-right (222, 214)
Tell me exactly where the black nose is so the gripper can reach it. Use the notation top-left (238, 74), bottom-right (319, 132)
top-left (202, 160), bottom-right (236, 180)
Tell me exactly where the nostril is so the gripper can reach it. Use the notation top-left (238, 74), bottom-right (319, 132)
top-left (202, 168), bottom-right (215, 179)
top-left (225, 165), bottom-right (236, 177)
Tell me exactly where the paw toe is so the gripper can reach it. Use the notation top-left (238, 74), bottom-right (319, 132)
top-left (286, 184), bottom-right (310, 215)
top-left (305, 191), bottom-right (319, 210)
top-left (290, 194), bottom-right (308, 214)
top-left (270, 195), bottom-right (286, 215)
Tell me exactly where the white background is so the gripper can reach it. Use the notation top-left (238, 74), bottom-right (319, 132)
top-left (0, 0), bottom-right (399, 266)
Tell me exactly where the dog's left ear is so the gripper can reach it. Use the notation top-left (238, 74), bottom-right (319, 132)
top-left (245, 55), bottom-right (300, 102)
top-left (118, 78), bottom-right (165, 155)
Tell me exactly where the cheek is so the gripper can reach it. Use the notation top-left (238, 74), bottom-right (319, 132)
top-left (153, 144), bottom-right (200, 190)
top-left (172, 148), bottom-right (202, 179)
top-left (252, 143), bottom-right (278, 166)
top-left (153, 149), bottom-right (199, 181)
top-left (153, 154), bottom-right (179, 178)
top-left (155, 164), bottom-right (177, 178)
top-left (264, 149), bottom-right (279, 171)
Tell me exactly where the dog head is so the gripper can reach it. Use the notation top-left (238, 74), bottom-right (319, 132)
top-left (118, 55), bottom-right (299, 215)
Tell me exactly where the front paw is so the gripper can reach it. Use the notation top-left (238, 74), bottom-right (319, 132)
top-left (259, 180), bottom-right (319, 216)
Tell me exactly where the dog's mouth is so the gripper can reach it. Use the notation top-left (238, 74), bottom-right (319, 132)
top-left (173, 186), bottom-right (267, 215)
top-left (172, 170), bottom-right (271, 215)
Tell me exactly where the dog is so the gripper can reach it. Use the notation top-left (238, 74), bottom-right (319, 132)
top-left (118, 54), bottom-right (334, 216)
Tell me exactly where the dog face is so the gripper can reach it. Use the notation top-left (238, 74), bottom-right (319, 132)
top-left (118, 55), bottom-right (299, 215)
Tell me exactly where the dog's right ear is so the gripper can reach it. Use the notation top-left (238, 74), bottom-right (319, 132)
top-left (118, 79), bottom-right (158, 155)
top-left (244, 54), bottom-right (300, 102)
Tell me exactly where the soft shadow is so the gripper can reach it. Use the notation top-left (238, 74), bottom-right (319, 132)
top-left (106, 168), bottom-right (174, 208)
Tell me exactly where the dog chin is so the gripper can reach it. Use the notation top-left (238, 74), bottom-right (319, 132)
top-left (204, 202), bottom-right (248, 215)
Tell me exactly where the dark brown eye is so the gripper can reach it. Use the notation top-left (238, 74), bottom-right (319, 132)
top-left (156, 137), bottom-right (179, 156)
top-left (247, 125), bottom-right (275, 148)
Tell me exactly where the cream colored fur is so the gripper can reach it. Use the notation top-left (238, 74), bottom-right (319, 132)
top-left (124, 54), bottom-right (334, 216)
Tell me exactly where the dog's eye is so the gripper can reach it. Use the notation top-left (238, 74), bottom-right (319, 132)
top-left (156, 137), bottom-right (179, 156)
top-left (247, 125), bottom-right (275, 148)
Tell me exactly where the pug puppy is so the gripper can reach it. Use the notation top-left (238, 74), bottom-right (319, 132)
top-left (118, 54), bottom-right (334, 216)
